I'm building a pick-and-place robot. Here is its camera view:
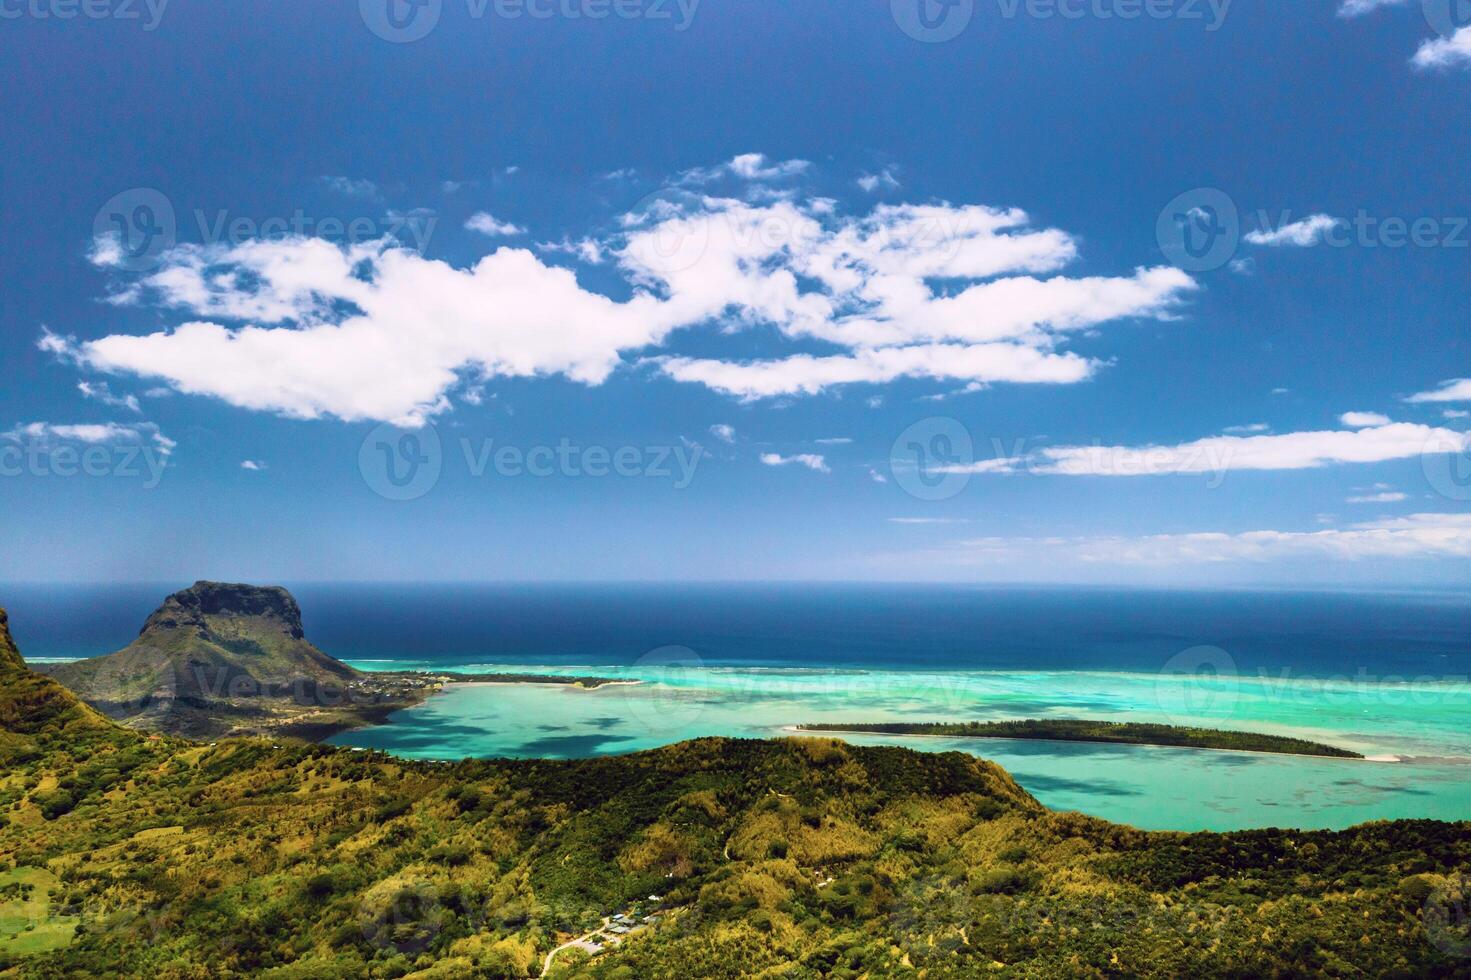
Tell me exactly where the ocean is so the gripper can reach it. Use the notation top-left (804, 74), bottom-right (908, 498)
top-left (6, 582), bottom-right (1470, 831)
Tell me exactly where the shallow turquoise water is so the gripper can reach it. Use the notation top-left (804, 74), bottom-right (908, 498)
top-left (329, 662), bottom-right (1471, 832)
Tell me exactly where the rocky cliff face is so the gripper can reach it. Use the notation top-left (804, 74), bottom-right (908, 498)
top-left (0, 606), bottom-right (25, 673)
top-left (139, 581), bottom-right (307, 641)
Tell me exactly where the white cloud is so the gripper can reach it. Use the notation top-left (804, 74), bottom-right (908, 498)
top-left (814, 437), bottom-right (852, 445)
top-left (868, 468), bottom-right (888, 483)
top-left (947, 514), bottom-right (1471, 565)
top-left (1244, 214), bottom-right (1341, 247)
top-left (1415, 27), bottom-right (1471, 69)
top-left (659, 344), bottom-right (1096, 399)
top-left (1445, 409), bottom-right (1470, 419)
top-left (1340, 411), bottom-right (1392, 427)
top-left (3, 421), bottom-right (175, 456)
top-left (1346, 490), bottom-right (1407, 503)
top-left (1336, 0), bottom-right (1408, 17)
top-left (240, 459), bottom-right (266, 471)
top-left (857, 168), bottom-right (900, 193)
top-left (1222, 422), bottom-right (1269, 434)
top-left (77, 381), bottom-right (141, 413)
top-left (709, 423), bottom-right (736, 443)
top-left (681, 153), bottom-right (810, 184)
top-left (320, 176), bottom-right (379, 198)
top-left (54, 163), bottom-right (1198, 423)
top-left (759, 452), bottom-right (829, 473)
top-left (968, 421), bottom-right (1468, 477)
top-left (536, 237), bottom-right (604, 264)
top-left (1407, 378), bottom-right (1471, 403)
top-left (465, 212), bottom-right (526, 236)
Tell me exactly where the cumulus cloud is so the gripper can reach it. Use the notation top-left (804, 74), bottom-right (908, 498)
top-left (77, 381), bottom-right (141, 413)
top-left (709, 423), bottom-right (736, 443)
top-left (51, 161), bottom-right (1197, 424)
top-left (966, 421), bottom-right (1468, 477)
top-left (1407, 378), bottom-right (1471, 403)
top-left (857, 168), bottom-right (900, 193)
top-left (240, 459), bottom-right (266, 471)
top-left (536, 237), bottom-right (604, 264)
top-left (319, 176), bottom-right (379, 198)
top-left (1244, 214), bottom-right (1341, 247)
top-left (1340, 411), bottom-right (1392, 427)
top-left (759, 452), bottom-right (829, 473)
top-left (1335, 0), bottom-right (1408, 17)
top-left (1415, 27), bottom-right (1471, 69)
top-left (947, 514), bottom-right (1471, 565)
top-left (2, 421), bottom-right (175, 456)
top-left (465, 212), bottom-right (526, 236)
top-left (681, 153), bottom-right (811, 184)
top-left (1346, 490), bottom-right (1407, 503)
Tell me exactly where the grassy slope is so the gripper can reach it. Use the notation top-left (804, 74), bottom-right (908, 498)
top-left (1, 609), bottom-right (1470, 977)
top-left (796, 719), bottom-right (1363, 758)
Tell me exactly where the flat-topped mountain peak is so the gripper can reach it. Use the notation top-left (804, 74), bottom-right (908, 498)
top-left (141, 581), bottom-right (306, 641)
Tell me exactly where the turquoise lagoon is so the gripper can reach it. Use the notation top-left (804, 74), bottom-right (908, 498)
top-left (330, 662), bottom-right (1471, 832)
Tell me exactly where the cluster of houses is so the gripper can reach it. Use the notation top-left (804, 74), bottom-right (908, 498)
top-left (583, 896), bottom-right (665, 954)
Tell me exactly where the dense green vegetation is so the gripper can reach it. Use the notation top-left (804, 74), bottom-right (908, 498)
top-left (3, 606), bottom-right (1470, 977)
top-left (797, 719), bottom-right (1363, 758)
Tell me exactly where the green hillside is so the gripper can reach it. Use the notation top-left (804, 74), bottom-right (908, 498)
top-left (2, 606), bottom-right (1469, 977)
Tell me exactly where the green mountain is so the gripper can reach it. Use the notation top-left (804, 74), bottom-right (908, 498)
top-left (0, 605), bottom-right (112, 755)
top-left (2, 604), bottom-right (1469, 976)
top-left (46, 582), bottom-right (381, 739)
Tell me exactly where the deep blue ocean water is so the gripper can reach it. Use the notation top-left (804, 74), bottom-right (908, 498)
top-left (5, 582), bottom-right (1470, 678)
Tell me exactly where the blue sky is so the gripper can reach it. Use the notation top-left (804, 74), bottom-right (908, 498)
top-left (2, 0), bottom-right (1470, 584)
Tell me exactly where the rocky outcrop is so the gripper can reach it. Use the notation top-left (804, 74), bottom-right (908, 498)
top-left (0, 606), bottom-right (23, 673)
top-left (47, 582), bottom-right (373, 738)
top-left (138, 581), bottom-right (306, 641)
